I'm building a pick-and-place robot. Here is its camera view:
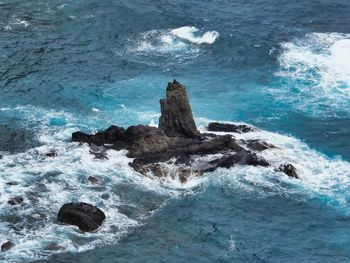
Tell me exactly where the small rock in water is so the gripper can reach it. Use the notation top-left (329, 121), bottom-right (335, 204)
top-left (208, 122), bottom-right (255, 133)
top-left (58, 202), bottom-right (106, 232)
top-left (44, 149), bottom-right (58, 157)
top-left (8, 196), bottom-right (23, 205)
top-left (6, 181), bottom-right (18, 186)
top-left (1, 241), bottom-right (14, 252)
top-left (245, 139), bottom-right (276, 151)
top-left (279, 164), bottom-right (299, 179)
top-left (46, 242), bottom-right (62, 251)
top-left (88, 176), bottom-right (98, 185)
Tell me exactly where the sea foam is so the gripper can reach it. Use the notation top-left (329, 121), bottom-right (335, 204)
top-left (170, 26), bottom-right (219, 44)
top-left (272, 32), bottom-right (350, 116)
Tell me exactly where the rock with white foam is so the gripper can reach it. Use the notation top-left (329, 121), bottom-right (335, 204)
top-left (72, 80), bottom-right (273, 183)
top-left (58, 202), bottom-right (105, 232)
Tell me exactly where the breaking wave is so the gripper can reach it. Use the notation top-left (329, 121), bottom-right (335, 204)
top-left (126, 26), bottom-right (219, 61)
top-left (272, 32), bottom-right (350, 116)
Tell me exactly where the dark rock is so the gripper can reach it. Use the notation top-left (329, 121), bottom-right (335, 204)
top-left (44, 149), bottom-right (58, 157)
top-left (159, 80), bottom-right (200, 138)
top-left (6, 181), bottom-right (18, 186)
top-left (72, 125), bottom-right (126, 146)
top-left (71, 81), bottom-right (272, 182)
top-left (8, 196), bottom-right (23, 205)
top-left (245, 140), bottom-right (276, 151)
top-left (1, 241), bottom-right (14, 252)
top-left (208, 122), bottom-right (255, 133)
top-left (279, 164), bottom-right (299, 179)
top-left (58, 202), bottom-right (106, 232)
top-left (46, 242), bottom-right (62, 251)
top-left (89, 145), bottom-right (108, 159)
top-left (88, 176), bottom-right (98, 185)
top-left (124, 125), bottom-right (170, 157)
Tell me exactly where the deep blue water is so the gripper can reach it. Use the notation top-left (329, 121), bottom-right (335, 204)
top-left (1, 0), bottom-right (350, 262)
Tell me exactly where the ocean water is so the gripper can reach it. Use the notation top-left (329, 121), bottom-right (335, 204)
top-left (1, 0), bottom-right (350, 262)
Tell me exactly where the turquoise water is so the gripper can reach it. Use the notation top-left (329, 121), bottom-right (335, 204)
top-left (1, 0), bottom-right (350, 262)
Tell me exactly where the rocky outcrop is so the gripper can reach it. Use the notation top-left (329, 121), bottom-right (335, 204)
top-left (72, 80), bottom-right (300, 182)
top-left (208, 122), bottom-right (255, 133)
top-left (159, 80), bottom-right (200, 138)
top-left (58, 202), bottom-right (105, 232)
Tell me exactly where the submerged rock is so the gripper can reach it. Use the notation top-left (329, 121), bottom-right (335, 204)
top-left (44, 149), bottom-right (57, 157)
top-left (8, 196), bottom-right (23, 206)
top-left (159, 80), bottom-right (200, 138)
top-left (58, 202), bottom-right (105, 232)
top-left (1, 241), bottom-right (14, 252)
top-left (208, 122), bottom-right (255, 133)
top-left (279, 164), bottom-right (299, 179)
top-left (88, 176), bottom-right (98, 185)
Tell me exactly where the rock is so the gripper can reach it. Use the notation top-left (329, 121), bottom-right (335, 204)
top-left (1, 241), bottom-right (14, 252)
top-left (245, 140), bottom-right (276, 151)
top-left (72, 125), bottom-right (126, 146)
top-left (58, 202), bottom-right (106, 232)
top-left (8, 196), bottom-right (23, 205)
top-left (208, 122), bottom-right (255, 133)
top-left (71, 80), bottom-right (272, 182)
top-left (88, 176), bottom-right (98, 185)
top-left (125, 125), bottom-right (170, 157)
top-left (6, 181), bottom-right (18, 186)
top-left (159, 80), bottom-right (200, 138)
top-left (279, 164), bottom-right (299, 179)
top-left (89, 145), bottom-right (108, 159)
top-left (44, 149), bottom-right (57, 157)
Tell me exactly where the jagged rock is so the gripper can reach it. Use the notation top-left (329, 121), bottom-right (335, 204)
top-left (245, 140), bottom-right (276, 151)
top-left (88, 176), bottom-right (98, 185)
top-left (71, 81), bottom-right (271, 182)
top-left (125, 125), bottom-right (170, 157)
top-left (72, 125), bottom-right (126, 146)
top-left (1, 241), bottom-right (14, 252)
top-left (8, 196), bottom-right (23, 205)
top-left (58, 202), bottom-right (105, 232)
top-left (279, 164), bottom-right (299, 179)
top-left (159, 80), bottom-right (200, 138)
top-left (208, 122), bottom-right (255, 133)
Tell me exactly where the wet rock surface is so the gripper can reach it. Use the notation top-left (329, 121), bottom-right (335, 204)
top-left (8, 196), bottom-right (23, 206)
top-left (208, 122), bottom-right (255, 133)
top-left (159, 80), bottom-right (200, 138)
top-left (1, 241), bottom-right (14, 252)
top-left (279, 164), bottom-right (299, 179)
top-left (58, 202), bottom-right (106, 232)
top-left (72, 81), bottom-right (299, 182)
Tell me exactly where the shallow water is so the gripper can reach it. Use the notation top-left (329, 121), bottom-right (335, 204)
top-left (1, 0), bottom-right (350, 262)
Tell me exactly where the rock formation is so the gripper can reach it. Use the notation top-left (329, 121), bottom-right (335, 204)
top-left (58, 202), bottom-right (105, 232)
top-left (71, 80), bottom-right (300, 183)
top-left (159, 80), bottom-right (200, 138)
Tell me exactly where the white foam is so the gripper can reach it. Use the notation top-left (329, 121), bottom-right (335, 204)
top-left (273, 32), bottom-right (350, 116)
top-left (127, 26), bottom-right (218, 60)
top-left (170, 26), bottom-right (219, 44)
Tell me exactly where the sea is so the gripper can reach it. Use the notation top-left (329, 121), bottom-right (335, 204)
top-left (1, 0), bottom-right (350, 262)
